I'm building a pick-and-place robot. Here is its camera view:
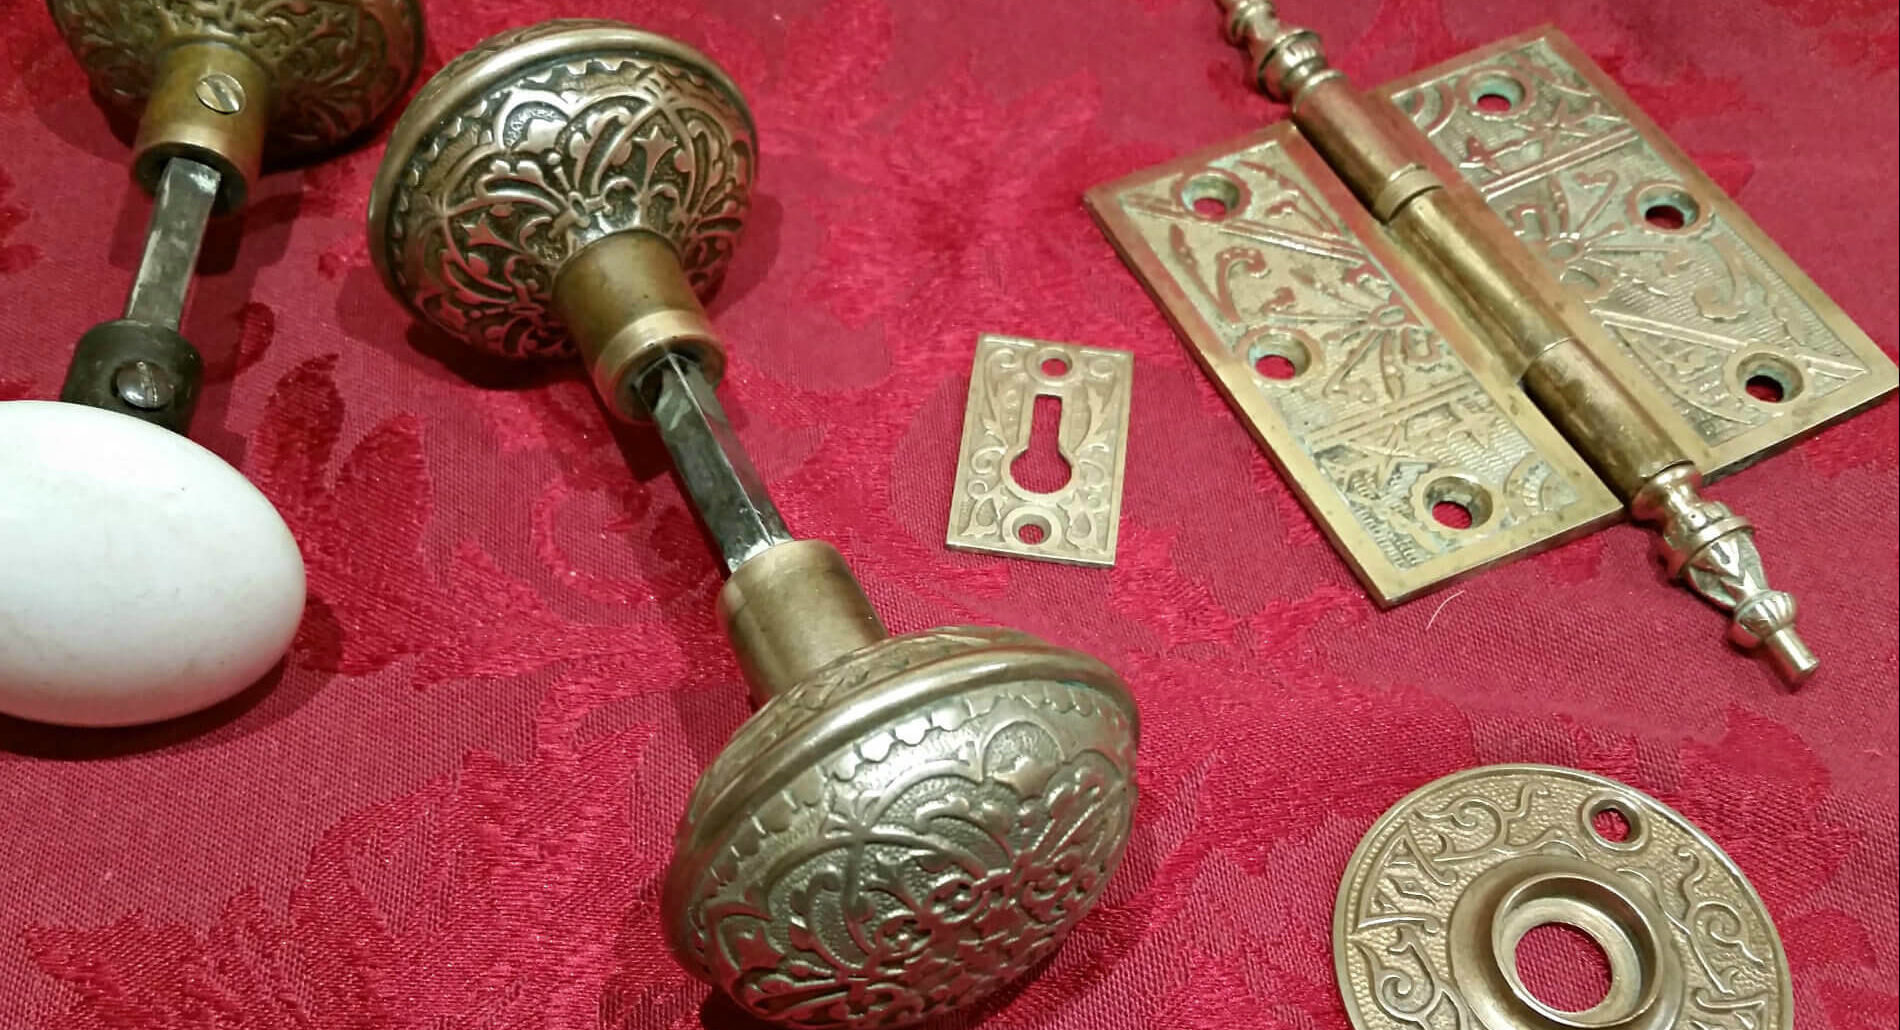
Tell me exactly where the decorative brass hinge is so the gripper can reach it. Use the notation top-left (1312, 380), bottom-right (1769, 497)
top-left (1086, 4), bottom-right (1896, 684)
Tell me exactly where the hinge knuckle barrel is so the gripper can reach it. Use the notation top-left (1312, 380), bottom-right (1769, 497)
top-left (1518, 341), bottom-right (1688, 497)
top-left (1382, 182), bottom-right (1691, 496)
top-left (1289, 78), bottom-right (1437, 220)
top-left (1278, 85), bottom-right (1697, 498)
top-left (1199, 4), bottom-right (1828, 682)
top-left (1386, 190), bottom-right (1567, 365)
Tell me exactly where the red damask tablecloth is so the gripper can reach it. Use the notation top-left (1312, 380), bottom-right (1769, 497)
top-left (1, 0), bottom-right (1894, 1026)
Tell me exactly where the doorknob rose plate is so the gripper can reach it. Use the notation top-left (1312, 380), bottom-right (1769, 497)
top-left (1335, 765), bottom-right (1790, 1028)
top-left (47, 0), bottom-right (424, 158)
top-left (662, 627), bottom-right (1138, 1029)
top-left (366, 19), bottom-right (757, 361)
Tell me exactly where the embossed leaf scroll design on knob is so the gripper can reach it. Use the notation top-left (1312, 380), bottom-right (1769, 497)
top-left (367, 19), bottom-right (757, 360)
top-left (47, 0), bottom-right (424, 157)
top-left (368, 21), bottom-right (1138, 1029)
top-left (663, 628), bottom-right (1139, 1030)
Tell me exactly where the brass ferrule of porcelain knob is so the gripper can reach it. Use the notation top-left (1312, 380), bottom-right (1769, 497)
top-left (367, 20), bottom-right (1138, 1028)
top-left (47, 0), bottom-right (424, 433)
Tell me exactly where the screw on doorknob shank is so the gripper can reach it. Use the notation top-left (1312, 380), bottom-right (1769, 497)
top-left (366, 19), bottom-right (758, 361)
top-left (46, 0), bottom-right (423, 156)
top-left (662, 628), bottom-right (1139, 1030)
top-left (193, 72), bottom-right (245, 115)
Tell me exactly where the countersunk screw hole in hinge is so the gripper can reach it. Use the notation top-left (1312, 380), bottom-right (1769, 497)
top-left (1469, 70), bottom-right (1527, 113)
top-left (1738, 353), bottom-right (1803, 405)
top-left (1423, 474), bottom-right (1493, 532)
top-left (1635, 184), bottom-right (1702, 233)
top-left (1181, 171), bottom-right (1244, 220)
top-left (1250, 333), bottom-right (1313, 382)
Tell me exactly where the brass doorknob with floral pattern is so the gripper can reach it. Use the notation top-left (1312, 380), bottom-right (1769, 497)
top-left (366, 20), bottom-right (1139, 1028)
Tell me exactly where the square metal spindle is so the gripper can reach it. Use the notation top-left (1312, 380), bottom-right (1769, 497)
top-left (123, 157), bottom-right (221, 331)
top-left (639, 351), bottom-right (794, 572)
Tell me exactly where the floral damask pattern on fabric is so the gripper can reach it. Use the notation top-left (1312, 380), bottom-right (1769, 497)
top-left (0, 0), bottom-right (1893, 1028)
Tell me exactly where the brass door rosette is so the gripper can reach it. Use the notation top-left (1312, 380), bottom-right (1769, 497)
top-left (48, 0), bottom-right (424, 433)
top-left (1336, 765), bottom-right (1790, 1028)
top-left (1088, 1), bottom-right (1898, 684)
top-left (366, 21), bottom-right (1139, 1029)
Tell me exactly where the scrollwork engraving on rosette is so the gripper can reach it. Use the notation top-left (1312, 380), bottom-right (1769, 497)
top-left (669, 632), bottom-right (1137, 1029)
top-left (1336, 767), bottom-right (1790, 1030)
top-left (47, 0), bottom-right (421, 154)
top-left (1614, 844), bottom-right (1775, 1025)
top-left (381, 45), bottom-right (755, 358)
top-left (1354, 929), bottom-right (1469, 1029)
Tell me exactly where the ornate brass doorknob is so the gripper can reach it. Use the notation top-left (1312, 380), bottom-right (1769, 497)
top-left (367, 21), bottom-right (1139, 1028)
top-left (48, 0), bottom-right (424, 431)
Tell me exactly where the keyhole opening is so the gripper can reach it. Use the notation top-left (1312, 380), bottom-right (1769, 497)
top-left (1010, 395), bottom-right (1072, 493)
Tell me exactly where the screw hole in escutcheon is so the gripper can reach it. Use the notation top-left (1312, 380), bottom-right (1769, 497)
top-left (1737, 353), bottom-right (1803, 405)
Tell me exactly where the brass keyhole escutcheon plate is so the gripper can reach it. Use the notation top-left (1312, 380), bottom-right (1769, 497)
top-left (947, 334), bottom-right (1134, 567)
top-left (1334, 764), bottom-right (1791, 1030)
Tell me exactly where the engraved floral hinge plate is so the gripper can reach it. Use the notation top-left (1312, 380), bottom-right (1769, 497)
top-left (947, 335), bottom-right (1133, 567)
top-left (1086, 27), bottom-right (1896, 604)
